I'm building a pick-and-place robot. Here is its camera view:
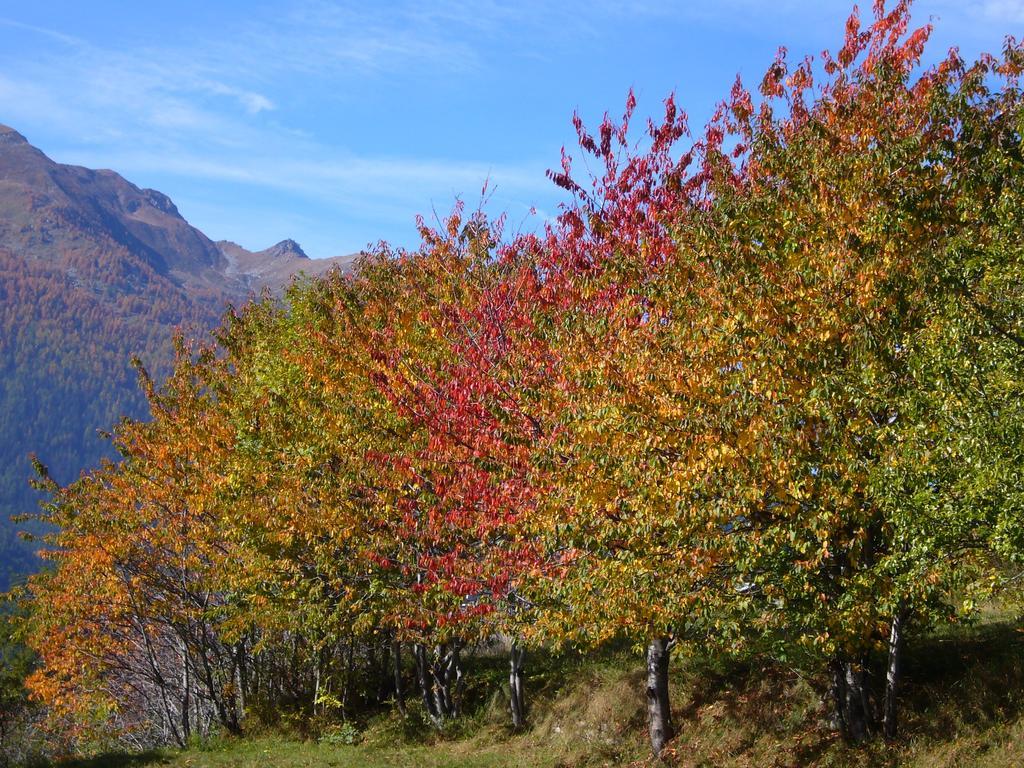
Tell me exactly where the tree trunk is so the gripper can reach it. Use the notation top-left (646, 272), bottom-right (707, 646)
top-left (139, 621), bottom-right (183, 747)
top-left (392, 639), bottom-right (406, 715)
top-left (883, 605), bottom-right (907, 740)
top-left (509, 643), bottom-right (526, 730)
top-left (181, 640), bottom-right (192, 744)
top-left (431, 645), bottom-right (449, 720)
top-left (342, 639), bottom-right (356, 716)
top-left (235, 640), bottom-right (248, 721)
top-left (451, 643), bottom-right (465, 718)
top-left (831, 657), bottom-right (871, 743)
top-left (432, 644), bottom-right (453, 718)
top-left (415, 641), bottom-right (462, 726)
top-left (313, 648), bottom-right (322, 716)
top-left (414, 643), bottom-right (440, 724)
top-left (646, 637), bottom-right (674, 757)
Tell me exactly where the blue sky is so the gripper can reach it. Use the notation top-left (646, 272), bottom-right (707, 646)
top-left (1, 1), bottom-right (1021, 258)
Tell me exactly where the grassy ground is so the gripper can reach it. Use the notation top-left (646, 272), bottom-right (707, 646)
top-left (56, 738), bottom-right (564, 768)
top-left (53, 611), bottom-right (1024, 768)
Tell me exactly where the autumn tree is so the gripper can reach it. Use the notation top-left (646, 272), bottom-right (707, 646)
top-left (524, 0), bottom-right (1024, 751)
top-left (323, 211), bottom-right (555, 727)
top-left (646, 0), bottom-right (1024, 743)
top-left (24, 343), bottom-right (243, 749)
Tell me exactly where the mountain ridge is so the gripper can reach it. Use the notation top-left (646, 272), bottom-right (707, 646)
top-left (0, 122), bottom-right (356, 296)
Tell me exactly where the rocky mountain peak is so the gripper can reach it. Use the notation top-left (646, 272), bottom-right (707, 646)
top-left (263, 239), bottom-right (308, 260)
top-left (141, 188), bottom-right (180, 216)
top-left (0, 124), bottom-right (29, 147)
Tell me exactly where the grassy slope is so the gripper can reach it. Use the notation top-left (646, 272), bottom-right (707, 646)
top-left (58, 613), bottom-right (1024, 768)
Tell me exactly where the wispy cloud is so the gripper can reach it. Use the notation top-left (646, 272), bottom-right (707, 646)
top-left (0, 1), bottom-right (576, 253)
top-left (0, 1), bottom-right (1017, 255)
top-left (0, 17), bottom-right (83, 46)
top-left (976, 0), bottom-right (1024, 24)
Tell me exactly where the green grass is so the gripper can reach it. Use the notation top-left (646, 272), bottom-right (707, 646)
top-left (58, 737), bottom-right (565, 768)
top-left (51, 610), bottom-right (1024, 768)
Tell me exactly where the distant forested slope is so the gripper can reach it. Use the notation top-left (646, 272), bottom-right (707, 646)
top-left (0, 246), bottom-right (222, 588)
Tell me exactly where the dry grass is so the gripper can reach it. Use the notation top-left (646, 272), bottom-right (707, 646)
top-left (54, 611), bottom-right (1024, 768)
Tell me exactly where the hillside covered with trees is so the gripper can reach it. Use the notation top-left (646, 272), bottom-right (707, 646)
top-left (5, 3), bottom-right (1024, 765)
top-left (0, 231), bottom-right (223, 588)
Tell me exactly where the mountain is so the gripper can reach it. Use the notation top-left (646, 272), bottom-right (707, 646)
top-left (0, 124), bottom-right (357, 589)
top-left (0, 124), bottom-right (352, 295)
top-left (216, 238), bottom-right (340, 292)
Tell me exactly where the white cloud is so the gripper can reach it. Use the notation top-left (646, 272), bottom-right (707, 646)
top-left (199, 81), bottom-right (275, 114)
top-left (239, 92), bottom-right (275, 114)
top-left (65, 147), bottom-right (548, 218)
top-left (979, 0), bottom-right (1024, 23)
